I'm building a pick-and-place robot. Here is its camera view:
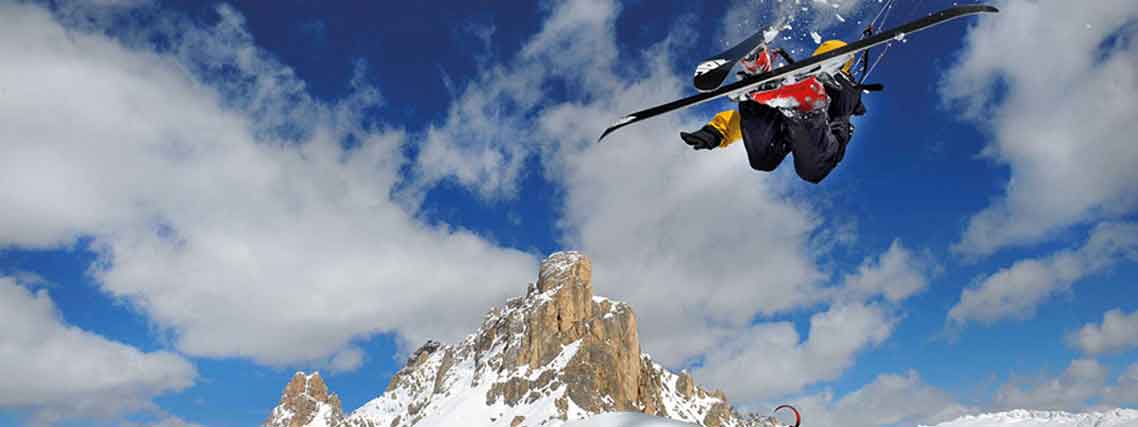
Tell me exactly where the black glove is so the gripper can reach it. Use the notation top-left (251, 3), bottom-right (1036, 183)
top-left (825, 72), bottom-right (866, 118)
top-left (680, 126), bottom-right (724, 150)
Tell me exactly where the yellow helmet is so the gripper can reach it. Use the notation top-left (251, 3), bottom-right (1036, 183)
top-left (813, 40), bottom-right (854, 74)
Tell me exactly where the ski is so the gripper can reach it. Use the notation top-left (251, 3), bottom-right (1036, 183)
top-left (598, 4), bottom-right (998, 142)
top-left (693, 26), bottom-right (775, 92)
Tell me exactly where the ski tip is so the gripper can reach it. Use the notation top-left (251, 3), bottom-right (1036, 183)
top-left (597, 115), bottom-right (637, 143)
top-left (597, 130), bottom-right (613, 143)
top-left (597, 127), bottom-right (618, 142)
top-left (935, 4), bottom-right (999, 18)
top-left (956, 4), bottom-right (999, 15)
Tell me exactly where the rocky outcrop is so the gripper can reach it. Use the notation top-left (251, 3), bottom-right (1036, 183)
top-left (482, 253), bottom-right (644, 415)
top-left (265, 372), bottom-right (344, 427)
top-left (273, 252), bottom-right (768, 427)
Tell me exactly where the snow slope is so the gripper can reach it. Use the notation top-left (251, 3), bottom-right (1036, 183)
top-left (565, 412), bottom-right (699, 427)
top-left (567, 410), bottom-right (1138, 427)
top-left (924, 410), bottom-right (1138, 427)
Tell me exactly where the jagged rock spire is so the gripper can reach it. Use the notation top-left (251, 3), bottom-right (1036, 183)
top-left (265, 372), bottom-right (344, 427)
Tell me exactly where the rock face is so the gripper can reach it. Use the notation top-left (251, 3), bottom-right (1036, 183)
top-left (270, 252), bottom-right (771, 427)
top-left (265, 372), bottom-right (344, 427)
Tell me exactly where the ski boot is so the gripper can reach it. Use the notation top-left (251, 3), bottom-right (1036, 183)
top-left (680, 125), bottom-right (724, 150)
top-left (739, 44), bottom-right (774, 75)
top-left (729, 45), bottom-right (782, 102)
top-left (748, 76), bottom-right (829, 114)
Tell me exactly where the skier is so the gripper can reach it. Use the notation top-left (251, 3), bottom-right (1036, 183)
top-left (679, 40), bottom-right (866, 184)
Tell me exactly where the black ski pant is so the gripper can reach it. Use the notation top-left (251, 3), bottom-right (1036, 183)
top-left (738, 101), bottom-right (849, 184)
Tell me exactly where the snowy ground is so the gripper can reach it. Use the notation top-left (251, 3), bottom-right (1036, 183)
top-left (565, 409), bottom-right (1138, 427)
top-left (923, 410), bottom-right (1138, 427)
top-left (564, 412), bottom-right (699, 427)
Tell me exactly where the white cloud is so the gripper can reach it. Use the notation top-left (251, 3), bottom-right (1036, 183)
top-left (839, 239), bottom-right (930, 303)
top-left (1104, 363), bottom-right (1138, 408)
top-left (90, 0), bottom-right (150, 6)
top-left (560, 133), bottom-right (831, 366)
top-left (990, 358), bottom-right (1138, 412)
top-left (328, 346), bottom-right (366, 373)
top-left (944, 0), bottom-right (1138, 257)
top-left (790, 371), bottom-right (970, 427)
top-left (148, 415), bottom-right (205, 427)
top-left (0, 1), bottom-right (536, 367)
top-left (762, 360), bottom-right (1137, 427)
top-left (994, 359), bottom-right (1110, 412)
top-left (1068, 309), bottom-right (1138, 355)
top-left (948, 222), bottom-right (1138, 327)
top-left (0, 277), bottom-right (196, 422)
top-left (413, 0), bottom-right (621, 199)
top-left (720, 0), bottom-right (875, 54)
top-left (693, 303), bottom-right (895, 402)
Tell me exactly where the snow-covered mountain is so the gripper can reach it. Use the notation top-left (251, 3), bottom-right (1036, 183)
top-left (558, 409), bottom-right (1138, 427)
top-left (265, 252), bottom-right (773, 427)
top-left (564, 409), bottom-right (1138, 427)
top-left (565, 412), bottom-right (708, 427)
top-left (923, 409), bottom-right (1138, 427)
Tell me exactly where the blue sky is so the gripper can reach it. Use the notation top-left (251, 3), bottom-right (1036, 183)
top-left (1, 0), bottom-right (1137, 426)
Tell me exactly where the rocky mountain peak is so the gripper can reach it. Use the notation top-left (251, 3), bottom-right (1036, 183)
top-left (265, 372), bottom-right (344, 427)
top-left (272, 252), bottom-right (767, 427)
top-left (536, 251), bottom-right (592, 293)
top-left (479, 251), bottom-right (644, 416)
top-left (531, 252), bottom-right (598, 345)
top-left (286, 372), bottom-right (331, 402)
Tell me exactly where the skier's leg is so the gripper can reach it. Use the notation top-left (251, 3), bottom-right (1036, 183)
top-left (786, 111), bottom-right (848, 184)
top-left (739, 101), bottom-right (789, 172)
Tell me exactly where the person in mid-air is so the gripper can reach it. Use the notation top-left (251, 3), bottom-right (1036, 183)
top-left (680, 40), bottom-right (866, 184)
